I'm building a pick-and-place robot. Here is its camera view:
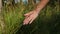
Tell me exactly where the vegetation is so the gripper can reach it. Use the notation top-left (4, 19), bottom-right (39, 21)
top-left (0, 0), bottom-right (60, 34)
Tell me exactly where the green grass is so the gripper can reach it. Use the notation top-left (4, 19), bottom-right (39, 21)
top-left (16, 1), bottom-right (60, 34)
top-left (0, 0), bottom-right (60, 34)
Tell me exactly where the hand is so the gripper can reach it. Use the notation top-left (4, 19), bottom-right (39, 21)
top-left (23, 10), bottom-right (39, 25)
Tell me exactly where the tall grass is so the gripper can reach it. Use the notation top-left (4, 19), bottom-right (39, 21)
top-left (0, 0), bottom-right (60, 34)
top-left (16, 0), bottom-right (60, 34)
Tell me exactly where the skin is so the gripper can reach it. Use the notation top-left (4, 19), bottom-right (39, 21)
top-left (23, 0), bottom-right (49, 25)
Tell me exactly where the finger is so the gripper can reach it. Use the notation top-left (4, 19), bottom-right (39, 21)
top-left (29, 18), bottom-right (35, 24)
top-left (23, 18), bottom-right (31, 25)
top-left (23, 16), bottom-right (30, 25)
top-left (29, 16), bottom-right (37, 24)
top-left (23, 16), bottom-right (32, 25)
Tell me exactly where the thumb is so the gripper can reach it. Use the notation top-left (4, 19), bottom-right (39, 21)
top-left (24, 13), bottom-right (29, 16)
top-left (24, 11), bottom-right (33, 16)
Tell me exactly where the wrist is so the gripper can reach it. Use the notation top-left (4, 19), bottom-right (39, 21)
top-left (34, 8), bottom-right (40, 13)
top-left (33, 9), bottom-right (40, 15)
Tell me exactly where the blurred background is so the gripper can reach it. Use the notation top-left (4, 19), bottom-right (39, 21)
top-left (0, 0), bottom-right (60, 34)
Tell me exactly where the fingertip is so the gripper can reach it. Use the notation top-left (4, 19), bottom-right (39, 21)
top-left (23, 21), bottom-right (25, 25)
top-left (24, 14), bottom-right (28, 17)
top-left (29, 21), bottom-right (32, 24)
top-left (29, 22), bottom-right (32, 24)
top-left (23, 22), bottom-right (26, 25)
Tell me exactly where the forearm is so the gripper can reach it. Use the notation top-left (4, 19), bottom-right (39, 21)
top-left (34, 0), bottom-right (49, 13)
